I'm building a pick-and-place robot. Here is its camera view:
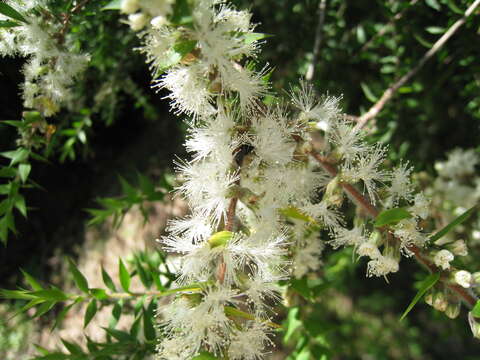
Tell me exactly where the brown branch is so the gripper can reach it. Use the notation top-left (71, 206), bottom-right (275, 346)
top-left (309, 149), bottom-right (478, 308)
top-left (356, 0), bottom-right (480, 130)
top-left (57, 0), bottom-right (91, 45)
top-left (305, 0), bottom-right (327, 82)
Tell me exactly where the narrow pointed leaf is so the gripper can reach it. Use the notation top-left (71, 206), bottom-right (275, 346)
top-left (0, 3), bottom-right (29, 23)
top-left (67, 258), bottom-right (89, 293)
top-left (84, 299), bottom-right (97, 328)
top-left (400, 273), bottom-right (440, 321)
top-left (119, 259), bottom-right (131, 292)
top-left (429, 205), bottom-right (477, 242)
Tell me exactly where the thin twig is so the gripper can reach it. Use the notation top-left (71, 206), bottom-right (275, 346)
top-left (359, 0), bottom-right (419, 54)
top-left (306, 0), bottom-right (327, 82)
top-left (57, 0), bottom-right (91, 45)
top-left (356, 0), bottom-right (480, 130)
top-left (309, 149), bottom-right (478, 308)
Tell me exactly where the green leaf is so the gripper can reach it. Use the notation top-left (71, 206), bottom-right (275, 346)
top-left (52, 301), bottom-right (78, 331)
top-left (20, 269), bottom-right (43, 291)
top-left (18, 163), bottom-right (31, 183)
top-left (102, 0), bottom-right (121, 10)
top-left (0, 167), bottom-right (17, 178)
top-left (429, 205), bottom-right (477, 242)
top-left (90, 288), bottom-right (108, 300)
top-left (31, 289), bottom-right (69, 301)
top-left (67, 258), bottom-right (89, 293)
top-left (208, 230), bottom-right (233, 248)
top-left (192, 352), bottom-right (218, 360)
top-left (425, 0), bottom-right (441, 11)
top-left (119, 259), bottom-right (131, 292)
top-left (360, 82), bottom-right (378, 103)
top-left (84, 299), bottom-right (97, 328)
top-left (14, 194), bottom-right (27, 217)
top-left (109, 301), bottom-right (122, 329)
top-left (0, 3), bottom-right (29, 23)
top-left (400, 273), bottom-right (440, 321)
top-left (375, 208), bottom-right (412, 227)
top-left (425, 26), bottom-right (445, 34)
top-left (33, 301), bottom-right (55, 318)
top-left (243, 32), bottom-right (272, 44)
top-left (0, 19), bottom-right (20, 27)
top-left (1, 148), bottom-right (30, 165)
top-left (279, 206), bottom-right (316, 223)
top-left (102, 267), bottom-right (116, 292)
top-left (0, 288), bottom-right (37, 300)
top-left (472, 300), bottom-right (480, 318)
top-left (143, 307), bottom-right (156, 341)
top-left (103, 327), bottom-right (134, 342)
top-left (61, 339), bottom-right (83, 355)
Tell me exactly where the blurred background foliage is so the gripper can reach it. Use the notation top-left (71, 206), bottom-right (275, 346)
top-left (0, 0), bottom-right (479, 359)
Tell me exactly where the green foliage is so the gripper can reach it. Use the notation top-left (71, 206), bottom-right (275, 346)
top-left (87, 172), bottom-right (172, 227)
top-left (429, 205), bottom-right (478, 242)
top-left (375, 208), bottom-right (412, 227)
top-left (400, 273), bottom-right (440, 321)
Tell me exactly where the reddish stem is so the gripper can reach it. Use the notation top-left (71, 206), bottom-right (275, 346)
top-left (310, 149), bottom-right (477, 308)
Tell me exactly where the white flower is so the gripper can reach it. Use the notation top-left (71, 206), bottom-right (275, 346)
top-left (357, 241), bottom-right (381, 259)
top-left (454, 270), bottom-right (472, 288)
top-left (228, 323), bottom-right (272, 360)
top-left (293, 240), bottom-right (324, 278)
top-left (435, 148), bottom-right (479, 179)
top-left (385, 162), bottom-right (413, 207)
top-left (301, 201), bottom-right (344, 232)
top-left (121, 0), bottom-right (139, 14)
top-left (156, 64), bottom-right (216, 118)
top-left (366, 255), bottom-right (399, 277)
top-left (329, 226), bottom-right (366, 249)
top-left (341, 144), bottom-right (388, 204)
top-left (409, 192), bottom-right (430, 220)
top-left (289, 80), bottom-right (341, 127)
top-left (328, 119), bottom-right (367, 165)
top-left (448, 240), bottom-right (468, 256)
top-left (434, 249), bottom-right (454, 270)
top-left (250, 112), bottom-right (295, 166)
top-left (128, 13), bottom-right (148, 31)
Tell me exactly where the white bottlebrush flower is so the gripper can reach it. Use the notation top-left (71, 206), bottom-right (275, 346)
top-left (155, 64), bottom-right (216, 118)
top-left (341, 144), bottom-right (388, 204)
top-left (409, 192), bottom-right (430, 220)
top-left (366, 255), bottom-right (399, 277)
top-left (301, 200), bottom-right (344, 232)
top-left (228, 323), bottom-right (272, 360)
top-left (356, 240), bottom-right (381, 260)
top-left (447, 239), bottom-right (468, 256)
top-left (166, 212), bottom-right (214, 243)
top-left (185, 109), bottom-right (237, 166)
top-left (328, 119), bottom-right (367, 165)
top-left (454, 270), bottom-right (472, 288)
top-left (329, 226), bottom-right (367, 249)
top-left (175, 159), bottom-right (238, 223)
top-left (393, 218), bottom-right (426, 254)
top-left (434, 249), bottom-right (454, 270)
top-left (250, 112), bottom-right (296, 166)
top-left (222, 65), bottom-right (269, 113)
top-left (289, 80), bottom-right (342, 127)
top-left (293, 240), bottom-right (324, 278)
top-left (435, 148), bottom-right (479, 179)
top-left (384, 162), bottom-right (414, 207)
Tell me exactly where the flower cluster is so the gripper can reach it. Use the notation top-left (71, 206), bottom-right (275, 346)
top-left (129, 0), bottom-right (480, 356)
top-left (0, 0), bottom-right (90, 117)
top-left (121, 0), bottom-right (174, 31)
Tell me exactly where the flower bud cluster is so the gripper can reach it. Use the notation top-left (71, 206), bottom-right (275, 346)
top-left (0, 1), bottom-right (90, 117)
top-left (121, 0), bottom-right (173, 31)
